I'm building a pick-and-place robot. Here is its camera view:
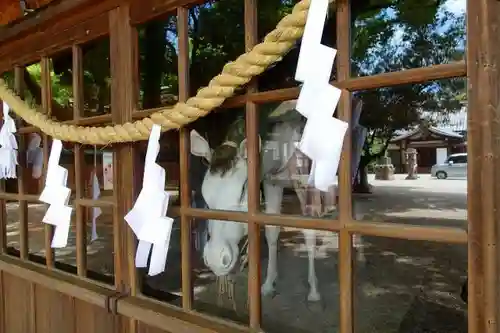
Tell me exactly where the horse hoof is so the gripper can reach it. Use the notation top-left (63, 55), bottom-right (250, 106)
top-left (261, 284), bottom-right (275, 297)
top-left (307, 291), bottom-right (321, 302)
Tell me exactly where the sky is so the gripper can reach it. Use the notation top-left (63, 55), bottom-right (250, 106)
top-left (443, 0), bottom-right (466, 15)
top-left (383, 0), bottom-right (466, 54)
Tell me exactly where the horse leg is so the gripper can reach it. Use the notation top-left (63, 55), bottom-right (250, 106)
top-left (354, 234), bottom-right (366, 264)
top-left (261, 182), bottom-right (283, 296)
top-left (303, 228), bottom-right (320, 301)
top-left (288, 152), bottom-right (321, 301)
top-left (352, 199), bottom-right (366, 266)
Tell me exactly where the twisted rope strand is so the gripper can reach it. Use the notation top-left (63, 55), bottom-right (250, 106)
top-left (0, 0), bottom-right (331, 145)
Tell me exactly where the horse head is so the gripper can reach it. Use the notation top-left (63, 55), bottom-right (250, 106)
top-left (190, 129), bottom-right (261, 276)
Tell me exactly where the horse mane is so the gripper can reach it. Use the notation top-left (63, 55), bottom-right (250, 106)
top-left (209, 117), bottom-right (246, 176)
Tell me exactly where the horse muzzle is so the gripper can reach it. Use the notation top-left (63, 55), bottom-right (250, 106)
top-left (203, 240), bottom-right (239, 276)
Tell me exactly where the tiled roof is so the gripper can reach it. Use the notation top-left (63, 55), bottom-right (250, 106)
top-left (393, 107), bottom-right (467, 139)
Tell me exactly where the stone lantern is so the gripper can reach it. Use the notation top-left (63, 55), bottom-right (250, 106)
top-left (374, 155), bottom-right (395, 180)
top-left (405, 148), bottom-right (418, 180)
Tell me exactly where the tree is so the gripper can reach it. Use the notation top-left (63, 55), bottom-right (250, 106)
top-left (351, 4), bottom-right (466, 192)
top-left (15, 0), bottom-right (465, 178)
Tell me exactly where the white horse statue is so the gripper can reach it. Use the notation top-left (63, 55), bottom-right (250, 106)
top-left (190, 99), bottom-right (366, 302)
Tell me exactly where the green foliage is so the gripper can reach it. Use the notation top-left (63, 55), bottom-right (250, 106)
top-left (15, 0), bottom-right (465, 161)
top-left (351, 1), bottom-right (466, 167)
top-left (26, 63), bottom-right (73, 107)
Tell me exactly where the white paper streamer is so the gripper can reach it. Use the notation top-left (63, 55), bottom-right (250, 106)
top-left (294, 0), bottom-right (348, 191)
top-left (125, 124), bottom-right (173, 276)
top-left (0, 102), bottom-right (18, 179)
top-left (39, 140), bottom-right (73, 248)
top-left (90, 174), bottom-right (101, 242)
top-left (89, 146), bottom-right (101, 242)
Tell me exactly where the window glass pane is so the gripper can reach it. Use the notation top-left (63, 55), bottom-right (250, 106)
top-left (353, 77), bottom-right (467, 226)
top-left (188, 106), bottom-right (246, 212)
top-left (351, 0), bottom-right (466, 77)
top-left (355, 237), bottom-right (467, 332)
top-left (137, 14), bottom-right (179, 110)
top-left (139, 130), bottom-right (182, 301)
top-left (257, 0), bottom-right (337, 92)
top-left (81, 37), bottom-right (111, 117)
top-left (47, 49), bottom-right (74, 121)
top-left (261, 228), bottom-right (340, 332)
top-left (188, 0), bottom-right (246, 97)
top-left (257, 98), bottom-right (352, 219)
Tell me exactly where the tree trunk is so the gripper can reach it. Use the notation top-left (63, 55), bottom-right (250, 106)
top-left (353, 156), bottom-right (372, 193)
top-left (142, 21), bottom-right (165, 109)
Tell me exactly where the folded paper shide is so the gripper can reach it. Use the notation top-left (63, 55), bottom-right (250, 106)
top-left (295, 0), bottom-right (348, 192)
top-left (0, 101), bottom-right (18, 179)
top-left (39, 139), bottom-right (73, 248)
top-left (90, 147), bottom-right (101, 242)
top-left (90, 170), bottom-right (101, 242)
top-left (125, 124), bottom-right (174, 276)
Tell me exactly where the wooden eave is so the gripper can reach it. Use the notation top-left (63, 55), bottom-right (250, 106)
top-left (0, 0), bottom-right (201, 73)
top-left (0, 0), bottom-right (99, 43)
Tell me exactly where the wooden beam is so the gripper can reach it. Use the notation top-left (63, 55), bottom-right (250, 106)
top-left (130, 0), bottom-right (205, 25)
top-left (0, 5), bottom-right (110, 72)
top-left (0, 1), bottom-right (22, 25)
top-left (0, 0), bottom-right (109, 43)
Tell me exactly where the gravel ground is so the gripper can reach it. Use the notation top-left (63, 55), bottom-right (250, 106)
top-left (5, 174), bottom-right (468, 333)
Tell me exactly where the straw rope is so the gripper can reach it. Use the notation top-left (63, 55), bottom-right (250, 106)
top-left (0, 0), bottom-right (332, 144)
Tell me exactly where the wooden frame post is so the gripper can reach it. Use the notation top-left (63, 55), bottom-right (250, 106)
top-left (466, 0), bottom-right (500, 332)
top-left (109, 4), bottom-right (137, 333)
top-left (337, 1), bottom-right (354, 332)
top-left (244, 0), bottom-right (261, 328)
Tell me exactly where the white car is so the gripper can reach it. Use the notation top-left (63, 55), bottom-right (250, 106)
top-left (431, 153), bottom-right (467, 179)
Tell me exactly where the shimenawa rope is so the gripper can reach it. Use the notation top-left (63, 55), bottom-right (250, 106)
top-left (0, 0), bottom-right (334, 145)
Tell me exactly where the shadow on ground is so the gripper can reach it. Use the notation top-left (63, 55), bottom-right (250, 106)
top-left (3, 175), bottom-right (468, 333)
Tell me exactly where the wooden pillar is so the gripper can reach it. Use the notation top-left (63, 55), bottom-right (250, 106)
top-left (466, 0), bottom-right (500, 332)
top-left (109, 4), bottom-right (137, 333)
top-left (337, 1), bottom-right (354, 332)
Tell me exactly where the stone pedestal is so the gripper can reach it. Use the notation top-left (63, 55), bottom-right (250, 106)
top-left (374, 156), bottom-right (395, 180)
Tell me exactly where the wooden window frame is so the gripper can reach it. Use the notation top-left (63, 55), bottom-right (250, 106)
top-left (0, 0), bottom-right (497, 332)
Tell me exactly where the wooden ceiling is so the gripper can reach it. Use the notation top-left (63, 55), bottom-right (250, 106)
top-left (0, 0), bottom-right (57, 25)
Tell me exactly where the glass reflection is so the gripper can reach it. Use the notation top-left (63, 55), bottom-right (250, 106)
top-left (137, 16), bottom-right (179, 109)
top-left (352, 78), bottom-right (467, 229)
top-left (257, 0), bottom-right (337, 91)
top-left (81, 38), bottom-right (111, 117)
top-left (188, 0), bottom-right (246, 96)
top-left (351, 0), bottom-right (466, 76)
top-left (355, 237), bottom-right (467, 333)
top-left (260, 229), bottom-right (340, 333)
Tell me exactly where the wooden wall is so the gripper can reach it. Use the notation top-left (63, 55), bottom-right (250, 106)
top-left (0, 267), bottom-right (172, 333)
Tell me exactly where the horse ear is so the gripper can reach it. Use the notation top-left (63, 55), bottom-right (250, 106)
top-left (238, 136), bottom-right (262, 159)
top-left (190, 130), bottom-right (212, 162)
